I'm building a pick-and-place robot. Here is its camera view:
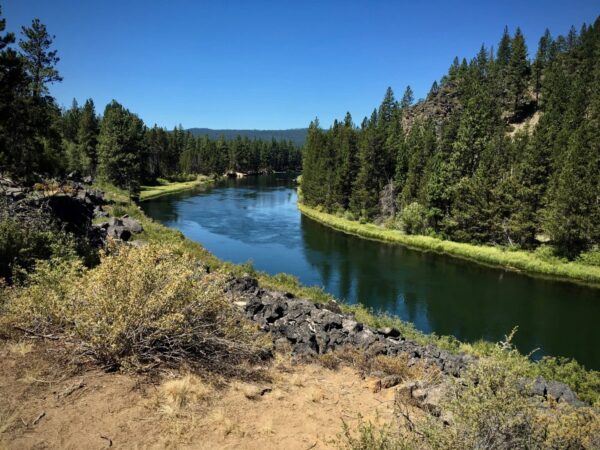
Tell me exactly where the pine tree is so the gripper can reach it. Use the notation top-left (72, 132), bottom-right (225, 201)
top-left (428, 81), bottom-right (439, 98)
top-left (77, 99), bottom-right (99, 174)
top-left (18, 19), bottom-right (62, 98)
top-left (400, 85), bottom-right (414, 109)
top-left (350, 110), bottom-right (386, 219)
top-left (97, 101), bottom-right (145, 200)
top-left (507, 28), bottom-right (530, 117)
top-left (544, 127), bottom-right (598, 257)
top-left (532, 29), bottom-right (552, 102)
top-left (331, 113), bottom-right (358, 210)
top-left (496, 26), bottom-right (512, 67)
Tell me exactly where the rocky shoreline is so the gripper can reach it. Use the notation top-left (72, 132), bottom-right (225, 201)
top-left (226, 275), bottom-right (585, 407)
top-left (0, 174), bottom-right (144, 247)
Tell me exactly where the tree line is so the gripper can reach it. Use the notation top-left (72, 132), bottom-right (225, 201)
top-left (301, 20), bottom-right (600, 259)
top-left (0, 7), bottom-right (301, 200)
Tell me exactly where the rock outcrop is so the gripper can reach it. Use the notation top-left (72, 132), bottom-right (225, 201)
top-left (227, 276), bottom-right (474, 377)
top-left (0, 176), bottom-right (143, 246)
top-left (96, 215), bottom-right (144, 242)
top-left (226, 275), bottom-right (584, 407)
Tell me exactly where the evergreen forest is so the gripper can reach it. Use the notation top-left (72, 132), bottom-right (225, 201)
top-left (0, 7), bottom-right (301, 199)
top-left (301, 21), bottom-right (600, 259)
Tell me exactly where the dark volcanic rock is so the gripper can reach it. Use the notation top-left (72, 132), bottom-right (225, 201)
top-left (227, 274), bottom-right (584, 407)
top-left (104, 216), bottom-right (143, 242)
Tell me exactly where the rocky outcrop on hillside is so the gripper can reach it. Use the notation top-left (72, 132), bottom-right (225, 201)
top-left (403, 81), bottom-right (461, 131)
top-left (0, 175), bottom-right (143, 246)
top-left (226, 275), bottom-right (585, 407)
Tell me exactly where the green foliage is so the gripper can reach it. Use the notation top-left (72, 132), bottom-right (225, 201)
top-left (139, 176), bottom-right (211, 201)
top-left (399, 202), bottom-right (429, 235)
top-left (97, 100), bottom-right (145, 200)
top-left (18, 18), bottom-right (62, 98)
top-left (299, 203), bottom-right (600, 286)
top-left (535, 356), bottom-right (600, 406)
top-left (336, 417), bottom-right (407, 450)
top-left (416, 340), bottom-right (600, 449)
top-left (0, 10), bottom-right (63, 179)
top-left (577, 248), bottom-right (600, 267)
top-left (300, 20), bottom-right (600, 260)
top-left (0, 216), bottom-right (77, 283)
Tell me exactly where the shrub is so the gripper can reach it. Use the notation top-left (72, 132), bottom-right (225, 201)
top-left (3, 243), bottom-right (271, 373)
top-left (406, 336), bottom-right (600, 449)
top-left (0, 203), bottom-right (80, 283)
top-left (336, 417), bottom-right (408, 450)
top-left (398, 202), bottom-right (429, 235)
top-left (534, 244), bottom-right (564, 263)
top-left (343, 210), bottom-right (356, 221)
top-left (577, 248), bottom-right (600, 267)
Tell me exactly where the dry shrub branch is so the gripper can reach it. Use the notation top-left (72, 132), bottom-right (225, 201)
top-left (1, 243), bottom-right (271, 375)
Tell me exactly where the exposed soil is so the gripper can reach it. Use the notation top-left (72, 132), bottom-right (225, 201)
top-left (0, 341), bottom-right (400, 449)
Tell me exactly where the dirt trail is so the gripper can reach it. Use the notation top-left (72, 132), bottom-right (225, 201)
top-left (0, 343), bottom-right (398, 449)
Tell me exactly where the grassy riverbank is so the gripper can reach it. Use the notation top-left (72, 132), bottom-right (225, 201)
top-left (88, 183), bottom-right (599, 406)
top-left (298, 202), bottom-right (600, 287)
top-left (139, 176), bottom-right (213, 201)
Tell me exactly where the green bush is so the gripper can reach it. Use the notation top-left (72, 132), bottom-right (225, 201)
top-left (343, 210), bottom-right (356, 221)
top-left (336, 417), bottom-right (408, 450)
top-left (399, 202), bottom-right (429, 235)
top-left (415, 348), bottom-right (600, 449)
top-left (578, 248), bottom-right (600, 267)
top-left (534, 244), bottom-right (564, 263)
top-left (0, 216), bottom-right (79, 283)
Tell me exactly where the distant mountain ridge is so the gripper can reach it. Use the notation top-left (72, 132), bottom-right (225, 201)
top-left (186, 128), bottom-right (308, 146)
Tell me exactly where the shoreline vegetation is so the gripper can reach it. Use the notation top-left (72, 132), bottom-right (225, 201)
top-left (128, 180), bottom-right (599, 405)
top-left (298, 202), bottom-right (600, 288)
top-left (139, 175), bottom-right (214, 201)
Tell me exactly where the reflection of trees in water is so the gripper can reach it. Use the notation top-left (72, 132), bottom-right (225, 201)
top-left (300, 216), bottom-right (403, 313)
top-left (300, 215), bottom-right (573, 352)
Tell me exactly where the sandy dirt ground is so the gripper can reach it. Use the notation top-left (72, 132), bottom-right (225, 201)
top-left (0, 341), bottom-right (400, 450)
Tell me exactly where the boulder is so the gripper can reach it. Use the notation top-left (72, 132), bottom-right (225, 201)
top-left (377, 327), bottom-right (401, 338)
top-left (120, 215), bottom-right (143, 233)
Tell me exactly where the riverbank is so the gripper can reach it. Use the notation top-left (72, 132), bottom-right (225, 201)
top-left (139, 176), bottom-right (213, 201)
top-left (97, 183), bottom-right (599, 406)
top-left (2, 178), bottom-right (599, 448)
top-left (298, 202), bottom-right (600, 288)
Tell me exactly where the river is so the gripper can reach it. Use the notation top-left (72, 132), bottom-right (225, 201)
top-left (141, 174), bottom-right (600, 370)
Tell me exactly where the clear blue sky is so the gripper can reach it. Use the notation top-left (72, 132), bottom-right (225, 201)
top-left (4, 0), bottom-right (599, 129)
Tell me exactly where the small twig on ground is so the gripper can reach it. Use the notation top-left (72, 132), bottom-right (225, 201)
top-left (100, 435), bottom-right (113, 447)
top-left (58, 379), bottom-right (85, 399)
top-left (32, 411), bottom-right (45, 426)
top-left (13, 326), bottom-right (60, 340)
top-left (306, 442), bottom-right (317, 450)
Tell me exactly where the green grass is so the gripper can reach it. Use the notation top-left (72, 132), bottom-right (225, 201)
top-left (298, 203), bottom-right (600, 288)
top-left (94, 182), bottom-right (600, 406)
top-left (139, 176), bottom-right (213, 201)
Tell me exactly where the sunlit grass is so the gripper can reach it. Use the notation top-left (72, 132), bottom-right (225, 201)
top-left (139, 176), bottom-right (213, 201)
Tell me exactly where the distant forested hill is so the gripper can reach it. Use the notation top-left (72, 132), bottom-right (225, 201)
top-left (186, 128), bottom-right (308, 146)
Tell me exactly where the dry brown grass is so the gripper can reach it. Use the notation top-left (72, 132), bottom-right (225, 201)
top-left (2, 243), bottom-right (272, 376)
top-left (6, 341), bottom-right (34, 356)
top-left (317, 346), bottom-right (432, 382)
top-left (157, 374), bottom-right (212, 416)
